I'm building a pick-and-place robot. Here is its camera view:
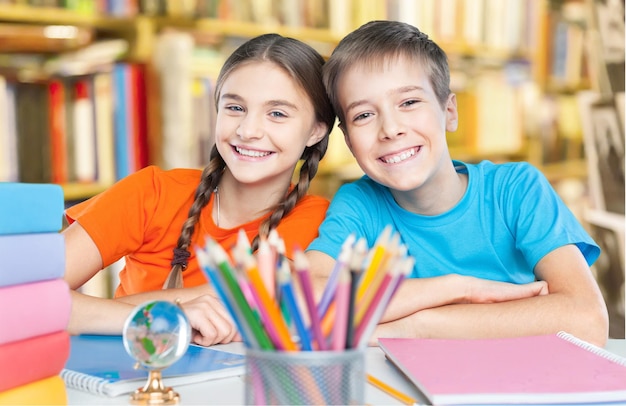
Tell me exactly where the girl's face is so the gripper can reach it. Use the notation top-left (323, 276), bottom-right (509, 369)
top-left (215, 61), bottom-right (326, 189)
top-left (337, 54), bottom-right (458, 195)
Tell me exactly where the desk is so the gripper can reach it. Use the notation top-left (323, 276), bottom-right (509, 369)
top-left (67, 339), bottom-right (626, 405)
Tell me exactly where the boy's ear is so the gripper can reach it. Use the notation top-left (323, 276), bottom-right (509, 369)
top-left (445, 93), bottom-right (459, 132)
top-left (305, 121), bottom-right (328, 147)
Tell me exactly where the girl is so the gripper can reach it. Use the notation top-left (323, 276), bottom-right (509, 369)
top-left (63, 34), bottom-right (335, 346)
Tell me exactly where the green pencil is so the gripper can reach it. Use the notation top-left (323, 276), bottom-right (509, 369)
top-left (208, 240), bottom-right (275, 350)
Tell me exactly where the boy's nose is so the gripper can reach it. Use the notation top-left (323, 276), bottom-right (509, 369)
top-left (379, 113), bottom-right (405, 140)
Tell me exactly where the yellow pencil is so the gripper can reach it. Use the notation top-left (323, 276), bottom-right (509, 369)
top-left (357, 226), bottom-right (392, 300)
top-left (366, 373), bottom-right (419, 405)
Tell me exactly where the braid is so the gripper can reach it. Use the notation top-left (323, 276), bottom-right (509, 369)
top-left (163, 146), bottom-right (225, 289)
top-left (250, 143), bottom-right (324, 252)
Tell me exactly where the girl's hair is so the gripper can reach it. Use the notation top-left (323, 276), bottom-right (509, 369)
top-left (164, 34), bottom-right (335, 288)
top-left (323, 20), bottom-right (451, 126)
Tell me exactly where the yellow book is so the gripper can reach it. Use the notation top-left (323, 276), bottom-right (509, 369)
top-left (0, 375), bottom-right (67, 405)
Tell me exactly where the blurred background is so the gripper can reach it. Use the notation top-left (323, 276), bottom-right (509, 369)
top-left (0, 0), bottom-right (622, 337)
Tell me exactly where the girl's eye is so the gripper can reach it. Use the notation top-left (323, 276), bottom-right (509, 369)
top-left (226, 105), bottom-right (244, 112)
top-left (270, 111), bottom-right (287, 118)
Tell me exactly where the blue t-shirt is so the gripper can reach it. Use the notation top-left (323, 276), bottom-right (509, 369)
top-left (307, 160), bottom-right (600, 283)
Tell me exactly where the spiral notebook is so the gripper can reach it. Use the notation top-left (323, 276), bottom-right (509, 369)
top-left (378, 331), bottom-right (626, 405)
top-left (62, 335), bottom-right (245, 397)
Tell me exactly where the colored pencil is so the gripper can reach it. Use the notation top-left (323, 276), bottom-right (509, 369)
top-left (240, 250), bottom-right (297, 351)
top-left (256, 237), bottom-right (276, 299)
top-left (331, 267), bottom-right (351, 351)
top-left (277, 260), bottom-right (312, 351)
top-left (196, 246), bottom-right (256, 348)
top-left (208, 239), bottom-right (274, 350)
top-left (293, 248), bottom-right (327, 350)
top-left (317, 233), bottom-right (355, 319)
top-left (367, 374), bottom-right (418, 405)
top-left (357, 225), bottom-right (392, 300)
top-left (345, 239), bottom-right (367, 349)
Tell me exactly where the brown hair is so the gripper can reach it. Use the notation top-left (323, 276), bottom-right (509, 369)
top-left (323, 20), bottom-right (451, 126)
top-left (164, 33), bottom-right (335, 289)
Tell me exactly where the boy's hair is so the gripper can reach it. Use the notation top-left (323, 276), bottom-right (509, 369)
top-left (164, 34), bottom-right (335, 289)
top-left (323, 20), bottom-right (451, 126)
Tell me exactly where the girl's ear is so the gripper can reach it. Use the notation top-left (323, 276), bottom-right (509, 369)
top-left (305, 121), bottom-right (328, 147)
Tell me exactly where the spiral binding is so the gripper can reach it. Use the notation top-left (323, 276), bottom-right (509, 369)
top-left (556, 331), bottom-right (626, 366)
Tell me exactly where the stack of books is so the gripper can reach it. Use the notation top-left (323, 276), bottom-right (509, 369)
top-left (0, 183), bottom-right (70, 404)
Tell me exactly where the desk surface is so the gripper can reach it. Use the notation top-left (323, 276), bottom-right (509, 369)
top-left (67, 339), bottom-right (626, 405)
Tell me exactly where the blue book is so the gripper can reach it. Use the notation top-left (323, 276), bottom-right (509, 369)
top-left (112, 64), bottom-right (131, 180)
top-left (0, 183), bottom-right (64, 234)
top-left (62, 335), bottom-right (246, 397)
top-left (0, 233), bottom-right (65, 288)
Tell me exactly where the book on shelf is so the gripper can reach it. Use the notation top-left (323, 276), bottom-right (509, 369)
top-left (48, 79), bottom-right (69, 184)
top-left (15, 81), bottom-right (52, 184)
top-left (378, 331), bottom-right (626, 405)
top-left (0, 331), bottom-right (70, 393)
top-left (62, 335), bottom-right (246, 397)
top-left (0, 76), bottom-right (17, 183)
top-left (0, 278), bottom-right (70, 345)
top-left (0, 183), bottom-right (64, 235)
top-left (0, 375), bottom-right (67, 405)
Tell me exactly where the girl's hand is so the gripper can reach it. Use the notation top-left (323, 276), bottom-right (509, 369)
top-left (463, 277), bottom-right (549, 304)
top-left (180, 294), bottom-right (241, 346)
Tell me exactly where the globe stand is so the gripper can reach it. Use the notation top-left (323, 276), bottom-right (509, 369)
top-left (130, 368), bottom-right (180, 405)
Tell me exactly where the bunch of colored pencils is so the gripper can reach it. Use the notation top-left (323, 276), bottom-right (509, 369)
top-left (196, 226), bottom-right (413, 351)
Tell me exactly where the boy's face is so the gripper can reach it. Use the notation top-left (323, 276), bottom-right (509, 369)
top-left (336, 55), bottom-right (458, 193)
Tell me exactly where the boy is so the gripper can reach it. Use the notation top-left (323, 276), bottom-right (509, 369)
top-left (307, 21), bottom-right (609, 346)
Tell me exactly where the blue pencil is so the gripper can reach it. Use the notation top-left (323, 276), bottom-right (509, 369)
top-left (277, 259), bottom-right (312, 351)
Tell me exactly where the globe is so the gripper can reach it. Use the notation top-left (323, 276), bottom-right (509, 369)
top-left (123, 300), bottom-right (192, 370)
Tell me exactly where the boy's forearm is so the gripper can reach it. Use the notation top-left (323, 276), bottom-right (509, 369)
top-left (379, 274), bottom-right (547, 323)
top-left (374, 291), bottom-right (609, 347)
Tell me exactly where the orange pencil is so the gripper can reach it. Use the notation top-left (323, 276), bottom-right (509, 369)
top-left (241, 251), bottom-right (297, 351)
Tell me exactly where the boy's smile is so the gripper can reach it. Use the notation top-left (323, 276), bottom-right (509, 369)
top-left (337, 54), bottom-right (463, 214)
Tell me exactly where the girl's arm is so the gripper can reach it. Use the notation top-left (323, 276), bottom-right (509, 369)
top-left (63, 222), bottom-right (239, 346)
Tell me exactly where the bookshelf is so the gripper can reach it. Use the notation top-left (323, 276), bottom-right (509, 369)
top-left (0, 0), bottom-right (601, 201)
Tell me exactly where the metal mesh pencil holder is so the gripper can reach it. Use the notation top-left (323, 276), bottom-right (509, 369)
top-left (245, 348), bottom-right (365, 405)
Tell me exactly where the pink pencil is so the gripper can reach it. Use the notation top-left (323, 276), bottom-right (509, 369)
top-left (331, 267), bottom-right (351, 351)
top-left (294, 248), bottom-right (327, 350)
top-left (257, 237), bottom-right (276, 299)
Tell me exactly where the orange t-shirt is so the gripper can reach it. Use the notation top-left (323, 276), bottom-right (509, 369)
top-left (65, 166), bottom-right (329, 297)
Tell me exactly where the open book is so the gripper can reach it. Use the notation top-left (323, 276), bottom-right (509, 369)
top-left (62, 335), bottom-right (245, 397)
top-left (378, 332), bottom-right (626, 405)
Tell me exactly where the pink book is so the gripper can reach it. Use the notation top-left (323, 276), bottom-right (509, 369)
top-left (0, 279), bottom-right (70, 345)
top-left (0, 331), bottom-right (70, 392)
top-left (378, 332), bottom-right (626, 405)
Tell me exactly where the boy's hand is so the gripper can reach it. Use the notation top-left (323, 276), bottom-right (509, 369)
top-left (180, 294), bottom-right (241, 346)
top-left (463, 278), bottom-right (549, 304)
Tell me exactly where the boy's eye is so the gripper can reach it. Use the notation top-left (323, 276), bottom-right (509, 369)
top-left (354, 112), bottom-right (373, 121)
top-left (401, 99), bottom-right (419, 108)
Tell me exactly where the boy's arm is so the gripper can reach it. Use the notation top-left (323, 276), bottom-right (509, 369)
top-left (307, 250), bottom-right (548, 319)
top-left (373, 244), bottom-right (609, 347)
